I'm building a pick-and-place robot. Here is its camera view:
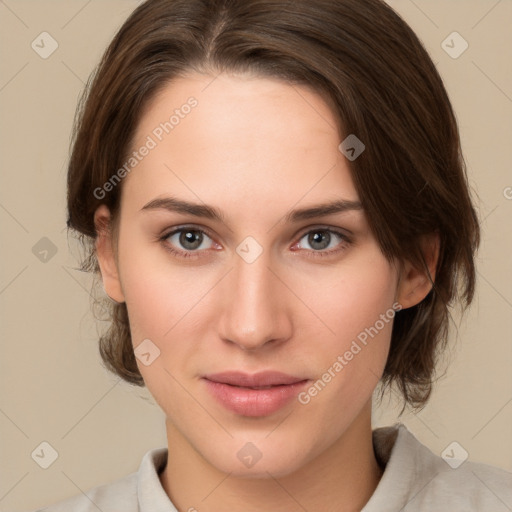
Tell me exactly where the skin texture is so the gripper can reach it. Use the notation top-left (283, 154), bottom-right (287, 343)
top-left (94, 72), bottom-right (438, 511)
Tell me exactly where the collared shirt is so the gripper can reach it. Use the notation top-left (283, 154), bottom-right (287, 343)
top-left (34, 423), bottom-right (512, 511)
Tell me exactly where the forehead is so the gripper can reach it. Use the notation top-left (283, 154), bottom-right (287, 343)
top-left (122, 72), bottom-right (359, 216)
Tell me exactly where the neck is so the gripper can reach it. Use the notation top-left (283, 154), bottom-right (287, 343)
top-left (159, 402), bottom-right (383, 512)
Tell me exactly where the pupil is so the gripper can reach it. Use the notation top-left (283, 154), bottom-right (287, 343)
top-left (180, 230), bottom-right (202, 250)
top-left (309, 231), bottom-right (330, 250)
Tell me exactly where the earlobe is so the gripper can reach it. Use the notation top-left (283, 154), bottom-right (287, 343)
top-left (94, 205), bottom-right (125, 304)
top-left (396, 232), bottom-right (440, 309)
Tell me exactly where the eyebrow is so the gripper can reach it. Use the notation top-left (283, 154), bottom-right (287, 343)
top-left (140, 196), bottom-right (363, 224)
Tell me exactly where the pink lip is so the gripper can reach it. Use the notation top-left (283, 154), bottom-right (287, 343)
top-left (202, 371), bottom-right (310, 417)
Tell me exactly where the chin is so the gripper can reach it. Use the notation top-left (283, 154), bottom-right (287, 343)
top-left (200, 437), bottom-right (312, 479)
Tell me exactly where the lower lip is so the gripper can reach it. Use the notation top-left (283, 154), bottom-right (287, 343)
top-left (203, 379), bottom-right (310, 417)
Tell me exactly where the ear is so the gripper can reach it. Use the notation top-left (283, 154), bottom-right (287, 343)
top-left (395, 232), bottom-right (440, 309)
top-left (94, 204), bottom-right (125, 303)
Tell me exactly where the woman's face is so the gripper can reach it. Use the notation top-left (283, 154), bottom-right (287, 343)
top-left (98, 71), bottom-right (404, 477)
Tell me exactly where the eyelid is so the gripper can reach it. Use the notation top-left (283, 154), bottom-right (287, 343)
top-left (159, 223), bottom-right (353, 258)
top-left (160, 224), bottom-right (215, 239)
top-left (159, 225), bottom-right (217, 260)
top-left (294, 223), bottom-right (353, 240)
top-left (291, 225), bottom-right (352, 256)
top-left (161, 223), bottom-right (351, 243)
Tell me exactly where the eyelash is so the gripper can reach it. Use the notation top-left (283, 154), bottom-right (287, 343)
top-left (158, 225), bottom-right (352, 260)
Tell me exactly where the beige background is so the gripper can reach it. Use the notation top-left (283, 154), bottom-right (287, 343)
top-left (0, 0), bottom-right (511, 510)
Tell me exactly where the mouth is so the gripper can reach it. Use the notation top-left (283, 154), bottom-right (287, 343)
top-left (202, 371), bottom-right (310, 417)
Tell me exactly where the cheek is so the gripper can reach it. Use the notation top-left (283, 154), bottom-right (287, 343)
top-left (116, 230), bottom-right (197, 338)
top-left (118, 256), bottom-right (203, 412)
top-left (115, 235), bottom-right (220, 390)
top-left (118, 225), bottom-right (397, 400)
top-left (307, 250), bottom-right (398, 347)
top-left (296, 252), bottom-right (397, 405)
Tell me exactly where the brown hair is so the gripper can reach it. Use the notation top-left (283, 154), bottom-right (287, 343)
top-left (67, 0), bottom-right (480, 412)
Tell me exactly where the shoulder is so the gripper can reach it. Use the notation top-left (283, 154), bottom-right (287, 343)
top-left (32, 472), bottom-right (138, 512)
top-left (29, 447), bottom-right (169, 512)
top-left (421, 456), bottom-right (512, 510)
top-left (365, 423), bottom-right (512, 512)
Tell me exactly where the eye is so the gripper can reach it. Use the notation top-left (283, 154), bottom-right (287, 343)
top-left (160, 226), bottom-right (216, 259)
top-left (293, 228), bottom-right (351, 257)
top-left (159, 225), bottom-right (352, 260)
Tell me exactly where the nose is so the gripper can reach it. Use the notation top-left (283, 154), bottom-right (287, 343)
top-left (217, 247), bottom-right (293, 351)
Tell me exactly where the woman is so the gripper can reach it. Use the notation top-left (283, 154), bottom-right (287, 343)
top-left (33, 0), bottom-right (511, 510)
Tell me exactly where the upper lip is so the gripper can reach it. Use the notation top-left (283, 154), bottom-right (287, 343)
top-left (203, 371), bottom-right (307, 387)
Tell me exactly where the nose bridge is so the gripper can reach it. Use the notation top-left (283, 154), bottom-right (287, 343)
top-left (219, 243), bottom-right (290, 350)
